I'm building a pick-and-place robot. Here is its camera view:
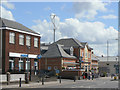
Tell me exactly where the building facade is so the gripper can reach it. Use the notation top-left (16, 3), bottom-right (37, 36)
top-left (1, 18), bottom-right (41, 74)
top-left (41, 38), bottom-right (93, 73)
top-left (98, 56), bottom-right (119, 75)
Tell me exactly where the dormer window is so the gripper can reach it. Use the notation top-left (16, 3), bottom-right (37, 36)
top-left (70, 47), bottom-right (73, 56)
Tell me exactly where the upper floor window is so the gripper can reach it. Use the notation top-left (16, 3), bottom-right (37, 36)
top-left (34, 37), bottom-right (38, 47)
top-left (88, 53), bottom-right (91, 58)
top-left (82, 52), bottom-right (84, 57)
top-left (26, 36), bottom-right (31, 46)
top-left (9, 32), bottom-right (15, 44)
top-left (85, 52), bottom-right (87, 58)
top-left (19, 34), bottom-right (24, 45)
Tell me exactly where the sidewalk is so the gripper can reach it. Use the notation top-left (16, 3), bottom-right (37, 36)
top-left (1, 80), bottom-right (58, 89)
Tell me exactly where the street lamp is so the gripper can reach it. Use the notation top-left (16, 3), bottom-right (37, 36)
top-left (50, 14), bottom-right (57, 43)
top-left (26, 46), bottom-right (30, 83)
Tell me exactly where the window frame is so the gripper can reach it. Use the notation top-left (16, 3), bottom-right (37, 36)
top-left (19, 34), bottom-right (24, 45)
top-left (26, 35), bottom-right (31, 46)
top-left (9, 32), bottom-right (15, 44)
top-left (34, 37), bottom-right (38, 48)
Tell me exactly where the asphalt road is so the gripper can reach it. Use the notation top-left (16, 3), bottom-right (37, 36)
top-left (2, 77), bottom-right (119, 89)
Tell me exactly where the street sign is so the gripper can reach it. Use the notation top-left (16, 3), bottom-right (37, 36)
top-left (56, 70), bottom-right (60, 74)
top-left (37, 54), bottom-right (42, 59)
top-left (21, 54), bottom-right (28, 58)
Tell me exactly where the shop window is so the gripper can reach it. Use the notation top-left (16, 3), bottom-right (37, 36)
top-left (9, 58), bottom-right (14, 70)
top-left (19, 58), bottom-right (24, 71)
top-left (26, 60), bottom-right (30, 70)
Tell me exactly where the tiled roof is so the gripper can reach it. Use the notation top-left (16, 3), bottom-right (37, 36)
top-left (42, 44), bottom-right (76, 59)
top-left (53, 38), bottom-right (83, 48)
top-left (0, 17), bottom-right (40, 35)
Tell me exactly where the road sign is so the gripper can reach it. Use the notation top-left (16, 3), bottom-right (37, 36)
top-left (37, 54), bottom-right (42, 59)
top-left (56, 70), bottom-right (59, 73)
top-left (21, 54), bottom-right (28, 58)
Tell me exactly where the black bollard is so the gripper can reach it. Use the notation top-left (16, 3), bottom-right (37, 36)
top-left (42, 77), bottom-right (44, 85)
top-left (74, 76), bottom-right (76, 82)
top-left (19, 78), bottom-right (21, 87)
top-left (59, 76), bottom-right (61, 83)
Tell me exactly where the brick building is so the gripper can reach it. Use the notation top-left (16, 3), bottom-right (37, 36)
top-left (0, 18), bottom-right (41, 74)
top-left (53, 38), bottom-right (93, 72)
top-left (41, 38), bottom-right (93, 77)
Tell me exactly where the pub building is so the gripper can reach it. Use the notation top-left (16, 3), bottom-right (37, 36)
top-left (0, 18), bottom-right (41, 74)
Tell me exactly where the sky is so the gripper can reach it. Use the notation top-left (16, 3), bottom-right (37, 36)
top-left (0, 0), bottom-right (118, 56)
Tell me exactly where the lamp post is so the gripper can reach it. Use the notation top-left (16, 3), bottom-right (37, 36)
top-left (50, 14), bottom-right (57, 43)
top-left (107, 39), bottom-right (118, 74)
top-left (26, 46), bottom-right (30, 83)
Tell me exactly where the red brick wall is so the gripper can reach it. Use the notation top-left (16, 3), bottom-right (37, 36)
top-left (40, 58), bottom-right (62, 71)
top-left (3, 29), bottom-right (41, 73)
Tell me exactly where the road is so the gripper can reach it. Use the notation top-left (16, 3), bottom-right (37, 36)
top-left (2, 77), bottom-right (119, 89)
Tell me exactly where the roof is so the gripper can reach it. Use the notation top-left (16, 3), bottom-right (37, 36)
top-left (0, 17), bottom-right (40, 35)
top-left (53, 38), bottom-right (83, 48)
top-left (97, 56), bottom-right (118, 62)
top-left (81, 42), bottom-right (93, 50)
top-left (42, 44), bottom-right (76, 59)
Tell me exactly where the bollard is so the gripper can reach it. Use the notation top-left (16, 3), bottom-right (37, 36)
top-left (6, 72), bottom-right (10, 85)
top-left (59, 76), bottom-right (61, 83)
top-left (74, 76), bottom-right (76, 82)
top-left (42, 77), bottom-right (44, 85)
top-left (19, 78), bottom-right (21, 87)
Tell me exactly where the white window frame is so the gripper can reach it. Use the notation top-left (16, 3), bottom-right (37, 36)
top-left (9, 32), bottom-right (15, 44)
top-left (26, 36), bottom-right (31, 46)
top-left (26, 60), bottom-right (30, 70)
top-left (9, 58), bottom-right (14, 70)
top-left (19, 58), bottom-right (24, 71)
top-left (34, 37), bottom-right (38, 47)
top-left (19, 34), bottom-right (24, 45)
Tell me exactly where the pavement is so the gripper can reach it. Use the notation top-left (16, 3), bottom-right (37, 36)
top-left (1, 77), bottom-right (119, 89)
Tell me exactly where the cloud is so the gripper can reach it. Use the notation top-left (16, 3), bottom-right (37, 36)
top-left (31, 17), bottom-right (118, 44)
top-left (2, 0), bottom-right (15, 9)
top-left (90, 42), bottom-right (118, 56)
top-left (72, 0), bottom-right (107, 19)
top-left (100, 14), bottom-right (117, 19)
top-left (0, 5), bottom-right (15, 20)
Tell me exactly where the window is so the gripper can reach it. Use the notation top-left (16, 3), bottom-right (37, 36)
top-left (9, 32), bottom-right (15, 44)
top-left (85, 52), bottom-right (87, 58)
top-left (19, 58), bottom-right (24, 71)
top-left (19, 34), bottom-right (24, 45)
top-left (82, 52), bottom-right (84, 57)
top-left (34, 37), bottom-right (38, 47)
top-left (26, 60), bottom-right (30, 70)
top-left (26, 36), bottom-right (31, 46)
top-left (88, 53), bottom-right (91, 58)
top-left (9, 58), bottom-right (14, 70)
top-left (70, 47), bottom-right (73, 56)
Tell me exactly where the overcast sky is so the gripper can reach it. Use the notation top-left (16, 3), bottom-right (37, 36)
top-left (0, 0), bottom-right (118, 56)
